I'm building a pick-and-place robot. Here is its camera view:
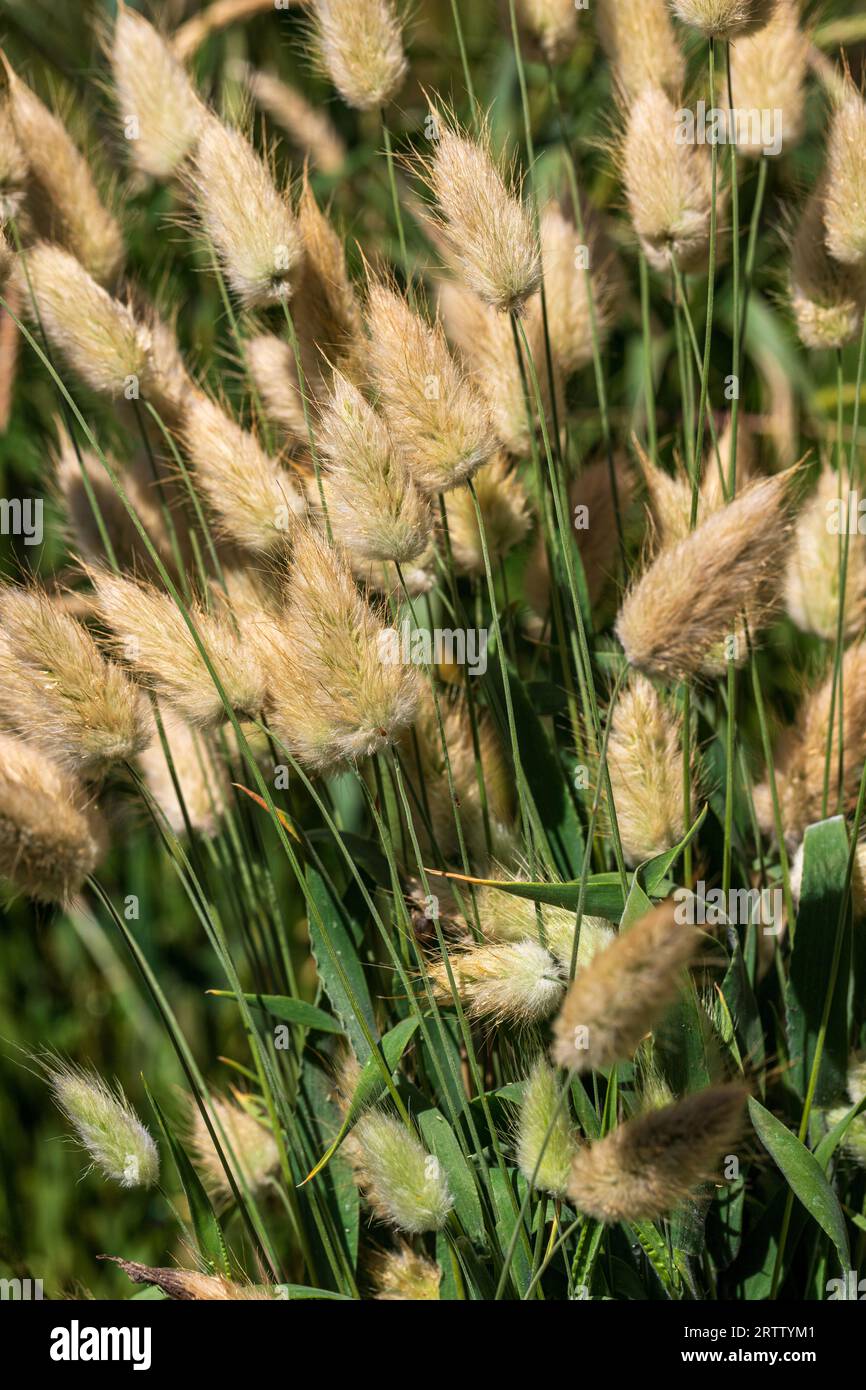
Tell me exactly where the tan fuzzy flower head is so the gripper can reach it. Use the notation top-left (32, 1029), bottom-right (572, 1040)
top-left (615, 470), bottom-right (796, 682)
top-left (188, 117), bottom-right (303, 307)
top-left (540, 202), bottom-right (615, 377)
top-left (444, 451), bottom-right (532, 576)
top-left (670, 0), bottom-right (778, 39)
top-left (0, 583), bottom-right (151, 776)
top-left (93, 571), bottom-right (267, 727)
top-left (243, 66), bottom-right (346, 176)
top-left (3, 59), bottom-right (123, 285)
top-left (422, 116), bottom-right (542, 313)
top-left (0, 89), bottom-right (27, 221)
top-left (430, 939), bottom-right (565, 1026)
top-left (111, 5), bottom-right (204, 180)
top-left (0, 734), bottom-right (105, 903)
top-left (729, 0), bottom-right (808, 160)
top-left (139, 709), bottom-right (229, 841)
top-left (104, 1259), bottom-right (274, 1302)
top-left (318, 372), bottom-right (432, 565)
top-left (785, 464), bottom-right (866, 641)
top-left (567, 1083), bottom-right (749, 1222)
top-left (823, 88), bottom-right (866, 267)
top-left (366, 282), bottom-right (497, 492)
top-left (791, 186), bottom-right (866, 351)
top-left (183, 394), bottom-right (303, 554)
top-left (259, 526), bottom-right (421, 773)
top-left (516, 0), bottom-right (580, 65)
top-left (294, 174), bottom-right (365, 382)
top-left (309, 0), bottom-right (407, 112)
top-left (606, 674), bottom-right (691, 866)
top-left (597, 0), bottom-right (685, 100)
top-left (552, 900), bottom-right (699, 1072)
top-left (189, 1093), bottom-right (279, 1201)
top-left (622, 86), bottom-right (717, 274)
top-left (369, 1245), bottom-right (441, 1301)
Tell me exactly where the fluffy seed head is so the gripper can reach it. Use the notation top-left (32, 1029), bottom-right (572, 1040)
top-left (516, 0), bottom-right (580, 64)
top-left (139, 711), bottom-right (229, 840)
top-left (0, 734), bottom-right (105, 902)
top-left (189, 1093), bottom-right (279, 1200)
top-left (294, 177), bottom-right (364, 377)
top-left (0, 583), bottom-right (151, 775)
top-left (369, 1245), bottom-right (441, 1300)
top-left (183, 394), bottom-right (303, 553)
top-left (823, 89), bottom-right (866, 267)
top-left (0, 92), bottom-right (27, 220)
top-left (597, 0), bottom-right (685, 99)
top-left (40, 1056), bottom-right (159, 1188)
top-left (243, 66), bottom-right (346, 175)
top-left (309, 0), bottom-right (407, 112)
top-left (729, 0), bottom-right (808, 159)
top-left (3, 62), bottom-right (123, 284)
top-left (615, 471), bottom-right (796, 681)
top-left (622, 86), bottom-right (716, 273)
top-left (93, 571), bottom-right (267, 727)
top-left (318, 372), bottom-right (432, 564)
top-left (247, 334), bottom-right (309, 442)
top-left (423, 119), bottom-right (542, 312)
top-left (567, 1083), bottom-right (749, 1221)
top-left (347, 1110), bottom-right (454, 1232)
top-left (111, 5), bottom-right (203, 179)
top-left (606, 675), bottom-right (690, 865)
top-left (366, 282), bottom-right (497, 492)
top-left (540, 202), bottom-right (615, 376)
top-left (516, 1058), bottom-right (578, 1196)
top-left (443, 451), bottom-right (532, 576)
top-left (791, 186), bottom-right (866, 351)
top-left (670, 0), bottom-right (778, 39)
top-left (430, 939), bottom-right (565, 1026)
top-left (785, 464), bottom-right (866, 640)
top-left (20, 244), bottom-right (148, 397)
top-left (476, 884), bottom-right (614, 974)
top-left (552, 900), bottom-right (699, 1072)
top-left (258, 526), bottom-right (421, 772)
top-left (189, 117), bottom-right (303, 307)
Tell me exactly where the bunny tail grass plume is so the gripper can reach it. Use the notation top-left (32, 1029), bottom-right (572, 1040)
top-left (189, 1092), bottom-right (279, 1200)
top-left (110, 5), bottom-right (203, 180)
top-left (540, 202), bottom-right (615, 376)
top-left (19, 244), bottom-right (148, 397)
top-left (103, 1258), bottom-right (274, 1301)
top-left (823, 87), bottom-right (866, 267)
top-left (444, 451), bottom-right (532, 576)
top-left (517, 1058), bottom-right (578, 1197)
top-left (0, 583), bottom-right (151, 775)
top-left (38, 1056), bottom-right (159, 1188)
top-left (606, 674), bottom-right (691, 865)
top-left (597, 0), bottom-right (684, 99)
top-left (92, 570), bottom-right (267, 727)
top-left (791, 186), bottom-right (866, 351)
top-left (259, 525), bottom-right (421, 772)
top-left (670, 0), bottom-right (778, 39)
top-left (369, 1245), bottom-right (441, 1300)
top-left (183, 394), bottom-right (303, 553)
top-left (346, 1111), bottom-right (454, 1232)
top-left (242, 66), bottom-right (346, 175)
top-left (0, 734), bottom-right (105, 902)
top-left (366, 281), bottom-right (496, 493)
top-left (422, 115), bottom-right (542, 313)
top-left (430, 939), bottom-right (565, 1026)
top-left (0, 92), bottom-right (27, 221)
top-left (2, 58), bottom-right (123, 285)
top-left (615, 470), bottom-right (795, 681)
top-left (188, 116), bottom-right (303, 308)
top-left (552, 900), bottom-right (699, 1072)
top-left (309, 0), bottom-right (407, 112)
top-left (622, 86), bottom-right (717, 274)
top-left (567, 1083), bottom-right (749, 1222)
top-left (729, 0), bottom-right (808, 159)
top-left (294, 173), bottom-right (364, 380)
top-left (756, 641), bottom-right (866, 847)
top-left (247, 334), bottom-right (308, 442)
top-left (139, 711), bottom-right (229, 840)
top-left (318, 371), bottom-right (432, 563)
top-left (475, 883), bottom-right (614, 973)
top-left (515, 0), bottom-right (579, 65)
top-left (785, 463), bottom-right (866, 640)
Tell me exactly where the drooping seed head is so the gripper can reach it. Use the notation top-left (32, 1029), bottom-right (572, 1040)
top-left (606, 674), bottom-right (691, 866)
top-left (422, 116), bottom-right (542, 313)
top-left (189, 1092), bottom-right (280, 1200)
top-left (728, 0), bottom-right (808, 160)
top-left (188, 116), bottom-right (303, 307)
top-left (369, 1245), bottom-right (442, 1300)
top-left (103, 1258), bottom-right (274, 1300)
top-left (430, 939), bottom-right (565, 1026)
top-left (0, 734), bottom-right (105, 903)
top-left (552, 900), bottom-right (700, 1072)
top-left (39, 1055), bottom-right (159, 1188)
top-left (0, 583), bottom-right (151, 775)
top-left (110, 5), bottom-right (204, 180)
top-left (346, 1110), bottom-right (454, 1233)
top-left (597, 0), bottom-right (685, 100)
top-left (622, 86), bottom-right (718, 274)
top-left (669, 0), bottom-right (778, 39)
top-left (823, 88), bottom-right (866, 267)
top-left (366, 281), bottom-right (497, 492)
top-left (309, 0), bottom-right (407, 112)
top-left (567, 1083), bottom-right (749, 1221)
top-left (516, 1058), bottom-right (579, 1197)
top-left (294, 174), bottom-right (365, 383)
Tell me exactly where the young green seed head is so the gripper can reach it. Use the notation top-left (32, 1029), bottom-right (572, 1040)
top-left (516, 1058), bottom-right (578, 1197)
top-left (40, 1056), bottom-right (159, 1189)
top-left (347, 1110), bottom-right (454, 1233)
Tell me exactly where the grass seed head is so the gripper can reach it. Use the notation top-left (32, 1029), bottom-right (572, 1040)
top-left (606, 674), bottom-right (690, 865)
top-left (540, 201), bottom-right (615, 376)
top-left (516, 1057), bottom-right (578, 1197)
top-left (40, 1056), bottom-right (159, 1188)
top-left (243, 66), bottom-right (346, 175)
top-left (111, 5), bottom-right (204, 180)
top-left (443, 451), bottom-right (532, 576)
top-left (791, 185), bottom-right (866, 351)
top-left (309, 0), bottom-right (408, 112)
top-left (189, 1092), bottom-right (280, 1200)
top-left (670, 0), bottom-right (778, 39)
top-left (728, 0), bottom-right (808, 160)
top-left (515, 0), bottom-right (580, 65)
top-left (430, 939), bottom-right (566, 1026)
top-left (104, 1258), bottom-right (274, 1300)
top-left (785, 463), bottom-right (866, 640)
top-left (823, 88), bottom-right (866, 267)
top-left (139, 710), bottom-right (229, 840)
top-left (597, 0), bottom-right (685, 100)
top-left (369, 1245), bottom-right (442, 1300)
top-left (347, 1110), bottom-right (454, 1233)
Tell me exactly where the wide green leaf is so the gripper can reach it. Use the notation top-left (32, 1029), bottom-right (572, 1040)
top-left (749, 1097), bottom-right (850, 1273)
top-left (207, 990), bottom-right (342, 1035)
